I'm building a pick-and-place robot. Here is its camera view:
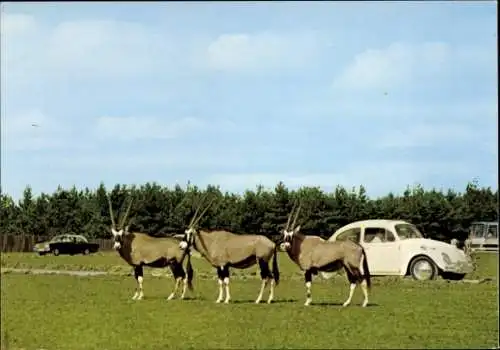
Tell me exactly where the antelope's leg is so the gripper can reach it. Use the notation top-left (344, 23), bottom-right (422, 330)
top-left (256, 259), bottom-right (270, 304)
top-left (267, 279), bottom-right (275, 304)
top-left (133, 266), bottom-right (144, 300)
top-left (167, 264), bottom-right (182, 300)
top-left (342, 269), bottom-right (357, 307)
top-left (360, 279), bottom-right (369, 307)
top-left (359, 254), bottom-right (369, 307)
top-left (180, 267), bottom-right (189, 300)
top-left (215, 267), bottom-right (224, 303)
top-left (304, 269), bottom-right (313, 306)
top-left (223, 266), bottom-right (231, 304)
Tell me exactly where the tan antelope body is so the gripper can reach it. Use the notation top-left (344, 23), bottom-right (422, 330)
top-left (179, 198), bottom-right (280, 304)
top-left (108, 196), bottom-right (194, 301)
top-left (281, 204), bottom-right (371, 307)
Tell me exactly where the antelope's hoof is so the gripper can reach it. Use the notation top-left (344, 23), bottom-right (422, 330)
top-left (267, 300), bottom-right (273, 304)
top-left (361, 302), bottom-right (368, 308)
top-left (255, 299), bottom-right (261, 304)
top-left (215, 299), bottom-right (222, 304)
top-left (342, 302), bottom-right (350, 307)
top-left (224, 299), bottom-right (230, 304)
top-left (304, 299), bottom-right (312, 306)
top-left (167, 294), bottom-right (175, 301)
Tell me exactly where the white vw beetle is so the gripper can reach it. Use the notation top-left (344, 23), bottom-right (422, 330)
top-left (329, 219), bottom-right (474, 281)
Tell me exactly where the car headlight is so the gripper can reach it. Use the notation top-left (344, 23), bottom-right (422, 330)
top-left (441, 252), bottom-right (452, 265)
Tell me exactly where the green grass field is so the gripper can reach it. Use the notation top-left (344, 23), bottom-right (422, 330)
top-left (1, 251), bottom-right (498, 349)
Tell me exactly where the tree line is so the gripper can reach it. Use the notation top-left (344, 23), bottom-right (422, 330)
top-left (0, 181), bottom-right (497, 242)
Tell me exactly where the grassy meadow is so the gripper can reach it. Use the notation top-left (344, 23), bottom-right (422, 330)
top-left (1, 251), bottom-right (498, 349)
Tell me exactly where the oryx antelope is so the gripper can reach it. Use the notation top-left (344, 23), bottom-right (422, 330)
top-left (108, 195), bottom-right (194, 301)
top-left (280, 203), bottom-right (371, 307)
top-left (179, 197), bottom-right (280, 304)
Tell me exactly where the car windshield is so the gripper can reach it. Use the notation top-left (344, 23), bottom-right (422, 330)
top-left (395, 224), bottom-right (423, 240)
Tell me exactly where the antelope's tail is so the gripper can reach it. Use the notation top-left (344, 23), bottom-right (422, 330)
top-left (361, 247), bottom-right (371, 289)
top-left (272, 245), bottom-right (280, 286)
top-left (186, 250), bottom-right (194, 291)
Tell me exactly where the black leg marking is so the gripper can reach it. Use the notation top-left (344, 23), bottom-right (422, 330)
top-left (216, 267), bottom-right (224, 280)
top-left (175, 262), bottom-right (187, 279)
top-left (258, 259), bottom-right (272, 280)
top-left (134, 266), bottom-right (143, 279)
top-left (305, 269), bottom-right (313, 283)
top-left (222, 265), bottom-right (230, 279)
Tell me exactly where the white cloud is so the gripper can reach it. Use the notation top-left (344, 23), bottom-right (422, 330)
top-left (204, 31), bottom-right (320, 72)
top-left (332, 42), bottom-right (452, 91)
top-left (1, 13), bottom-right (179, 83)
top-left (0, 13), bottom-right (36, 36)
top-left (94, 116), bottom-right (205, 141)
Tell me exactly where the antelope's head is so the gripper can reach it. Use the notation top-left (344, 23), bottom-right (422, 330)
top-left (179, 195), bottom-right (216, 250)
top-left (280, 201), bottom-right (302, 251)
top-left (108, 194), bottom-right (133, 250)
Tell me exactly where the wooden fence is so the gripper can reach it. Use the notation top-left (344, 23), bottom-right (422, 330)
top-left (0, 235), bottom-right (115, 253)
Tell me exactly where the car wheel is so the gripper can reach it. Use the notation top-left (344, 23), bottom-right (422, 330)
top-left (53, 249), bottom-right (60, 256)
top-left (409, 256), bottom-right (437, 281)
top-left (83, 248), bottom-right (90, 255)
top-left (441, 272), bottom-right (466, 281)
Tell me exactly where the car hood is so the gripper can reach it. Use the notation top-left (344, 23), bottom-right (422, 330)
top-left (402, 238), bottom-right (466, 256)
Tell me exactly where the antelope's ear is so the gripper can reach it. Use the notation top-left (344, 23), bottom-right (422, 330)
top-left (124, 225), bottom-right (130, 233)
top-left (111, 228), bottom-right (118, 236)
top-left (294, 225), bottom-right (301, 234)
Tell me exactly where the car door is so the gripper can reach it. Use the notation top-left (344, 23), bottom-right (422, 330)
top-left (361, 226), bottom-right (401, 275)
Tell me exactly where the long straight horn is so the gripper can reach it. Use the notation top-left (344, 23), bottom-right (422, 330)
top-left (119, 197), bottom-right (133, 229)
top-left (188, 192), bottom-right (207, 227)
top-left (107, 194), bottom-right (116, 229)
top-left (285, 201), bottom-right (297, 231)
top-left (192, 196), bottom-right (216, 227)
top-left (291, 203), bottom-right (302, 230)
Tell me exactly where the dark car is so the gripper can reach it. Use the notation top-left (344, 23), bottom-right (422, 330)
top-left (33, 234), bottom-right (99, 256)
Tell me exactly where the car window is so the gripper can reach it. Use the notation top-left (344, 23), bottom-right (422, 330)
top-left (363, 227), bottom-right (395, 243)
top-left (335, 228), bottom-right (361, 243)
top-left (395, 224), bottom-right (423, 240)
top-left (75, 236), bottom-right (87, 243)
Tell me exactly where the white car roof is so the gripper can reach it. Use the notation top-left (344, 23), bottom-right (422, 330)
top-left (335, 219), bottom-right (411, 232)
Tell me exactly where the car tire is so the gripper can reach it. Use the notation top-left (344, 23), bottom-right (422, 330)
top-left (441, 272), bottom-right (466, 281)
top-left (53, 249), bottom-right (60, 256)
top-left (409, 256), bottom-right (437, 281)
top-left (83, 248), bottom-right (90, 255)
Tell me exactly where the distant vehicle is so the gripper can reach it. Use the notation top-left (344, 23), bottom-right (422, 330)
top-left (329, 220), bottom-right (474, 281)
top-left (468, 222), bottom-right (498, 252)
top-left (33, 234), bottom-right (99, 256)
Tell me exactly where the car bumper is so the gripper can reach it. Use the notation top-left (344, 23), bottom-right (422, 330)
top-left (33, 247), bottom-right (50, 253)
top-left (442, 260), bottom-right (475, 274)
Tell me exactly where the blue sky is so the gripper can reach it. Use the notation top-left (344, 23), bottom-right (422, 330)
top-left (1, 1), bottom-right (497, 200)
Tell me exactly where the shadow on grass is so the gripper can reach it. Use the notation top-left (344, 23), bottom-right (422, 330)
top-left (231, 298), bottom-right (299, 304)
top-left (313, 301), bottom-right (380, 307)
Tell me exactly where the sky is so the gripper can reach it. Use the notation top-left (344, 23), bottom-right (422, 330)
top-left (1, 1), bottom-right (498, 200)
